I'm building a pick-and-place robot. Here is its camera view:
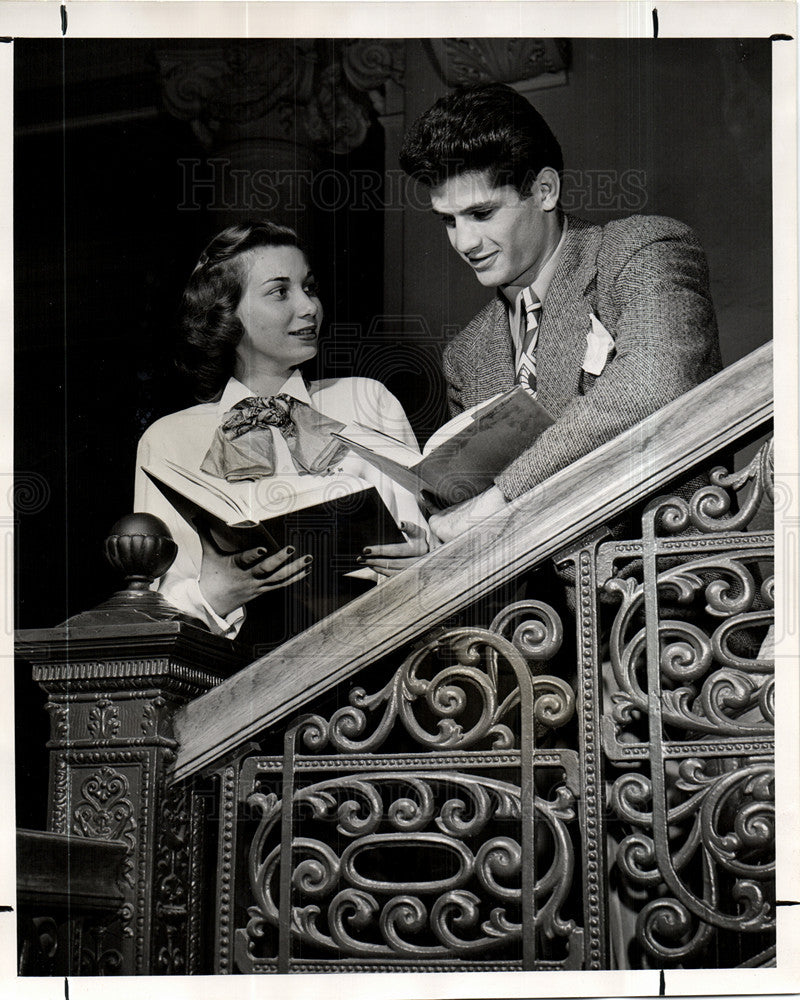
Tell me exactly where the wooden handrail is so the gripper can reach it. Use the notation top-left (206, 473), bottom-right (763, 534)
top-left (172, 341), bottom-right (773, 782)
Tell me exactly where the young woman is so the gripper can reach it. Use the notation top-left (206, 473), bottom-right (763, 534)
top-left (134, 221), bottom-right (428, 643)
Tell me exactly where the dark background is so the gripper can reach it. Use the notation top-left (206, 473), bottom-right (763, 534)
top-left (14, 38), bottom-right (773, 828)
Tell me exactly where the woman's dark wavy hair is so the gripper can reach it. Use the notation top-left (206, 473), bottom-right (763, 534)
top-left (399, 83), bottom-right (563, 194)
top-left (177, 221), bottom-right (307, 402)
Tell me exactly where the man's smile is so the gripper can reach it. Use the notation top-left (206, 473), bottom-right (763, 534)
top-left (466, 250), bottom-right (499, 271)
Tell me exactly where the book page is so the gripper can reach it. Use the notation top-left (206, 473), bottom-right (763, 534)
top-left (421, 397), bottom-right (491, 455)
top-left (336, 422), bottom-right (421, 468)
top-left (154, 459), bottom-right (375, 526)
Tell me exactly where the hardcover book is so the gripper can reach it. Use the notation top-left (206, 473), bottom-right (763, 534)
top-left (142, 459), bottom-right (405, 575)
top-left (334, 386), bottom-right (554, 506)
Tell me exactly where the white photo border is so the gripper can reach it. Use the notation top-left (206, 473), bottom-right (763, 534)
top-left (0, 3), bottom-right (797, 998)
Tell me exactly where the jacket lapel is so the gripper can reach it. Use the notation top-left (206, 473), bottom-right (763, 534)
top-left (466, 297), bottom-right (516, 404)
top-left (537, 216), bottom-right (602, 415)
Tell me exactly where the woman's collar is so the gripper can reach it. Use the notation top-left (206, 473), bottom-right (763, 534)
top-left (216, 370), bottom-right (313, 414)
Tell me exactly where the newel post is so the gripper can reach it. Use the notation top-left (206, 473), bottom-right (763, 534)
top-left (16, 514), bottom-right (245, 975)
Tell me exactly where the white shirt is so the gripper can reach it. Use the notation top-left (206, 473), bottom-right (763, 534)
top-left (505, 218), bottom-right (568, 365)
top-left (134, 372), bottom-right (428, 637)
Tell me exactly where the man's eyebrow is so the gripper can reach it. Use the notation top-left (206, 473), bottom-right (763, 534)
top-left (431, 199), bottom-right (498, 216)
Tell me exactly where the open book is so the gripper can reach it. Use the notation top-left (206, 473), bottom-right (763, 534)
top-left (334, 386), bottom-right (554, 506)
top-left (142, 459), bottom-right (405, 571)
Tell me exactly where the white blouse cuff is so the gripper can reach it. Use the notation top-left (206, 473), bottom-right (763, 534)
top-left (161, 577), bottom-right (246, 639)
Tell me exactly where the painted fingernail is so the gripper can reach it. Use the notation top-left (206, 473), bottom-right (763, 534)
top-left (286, 546), bottom-right (295, 556)
top-left (399, 521), bottom-right (407, 530)
top-left (362, 548), bottom-right (372, 556)
top-left (304, 555), bottom-right (313, 564)
top-left (355, 556), bottom-right (365, 564)
top-left (257, 548), bottom-right (267, 557)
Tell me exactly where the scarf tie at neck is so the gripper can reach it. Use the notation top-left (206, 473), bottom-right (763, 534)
top-left (200, 394), bottom-right (348, 481)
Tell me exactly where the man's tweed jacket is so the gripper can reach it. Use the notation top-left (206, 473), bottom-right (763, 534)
top-left (442, 214), bottom-right (723, 500)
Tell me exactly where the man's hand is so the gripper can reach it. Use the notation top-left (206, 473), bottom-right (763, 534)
top-left (429, 485), bottom-right (507, 543)
top-left (360, 521), bottom-right (429, 578)
top-left (199, 535), bottom-right (312, 617)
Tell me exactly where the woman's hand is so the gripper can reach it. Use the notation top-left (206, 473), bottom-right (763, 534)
top-left (359, 521), bottom-right (429, 578)
top-left (198, 534), bottom-right (312, 617)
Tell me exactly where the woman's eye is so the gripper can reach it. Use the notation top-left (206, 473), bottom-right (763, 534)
top-left (303, 282), bottom-right (319, 297)
top-left (268, 287), bottom-right (288, 299)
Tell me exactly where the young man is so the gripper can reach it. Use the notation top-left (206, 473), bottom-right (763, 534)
top-left (398, 83), bottom-right (722, 542)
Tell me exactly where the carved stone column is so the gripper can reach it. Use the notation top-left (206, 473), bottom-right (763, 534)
top-left (156, 42), bottom-right (318, 234)
top-left (336, 40), bottom-right (406, 315)
top-left (156, 41), bottom-right (404, 235)
top-left (155, 40), bottom-right (406, 316)
top-left (425, 38), bottom-right (570, 93)
top-left (16, 515), bottom-right (245, 974)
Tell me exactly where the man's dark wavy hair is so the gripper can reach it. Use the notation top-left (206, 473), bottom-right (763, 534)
top-left (178, 221), bottom-right (307, 402)
top-left (399, 83), bottom-right (563, 194)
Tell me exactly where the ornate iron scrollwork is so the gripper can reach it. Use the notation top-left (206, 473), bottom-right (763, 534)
top-left (298, 610), bottom-right (572, 755)
top-left (72, 767), bottom-right (137, 885)
top-left (218, 438), bottom-right (776, 973)
top-left (603, 439), bottom-right (775, 966)
top-left (153, 784), bottom-right (191, 975)
top-left (242, 772), bottom-right (577, 963)
top-left (605, 555), bottom-right (774, 740)
top-left (230, 611), bottom-right (581, 972)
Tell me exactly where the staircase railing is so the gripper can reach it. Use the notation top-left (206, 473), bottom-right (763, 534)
top-left (171, 341), bottom-right (773, 783)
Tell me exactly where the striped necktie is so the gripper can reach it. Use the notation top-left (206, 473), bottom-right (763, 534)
top-left (515, 287), bottom-right (542, 395)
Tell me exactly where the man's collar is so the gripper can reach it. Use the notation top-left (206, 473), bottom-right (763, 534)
top-left (532, 216), bottom-right (568, 302)
top-left (501, 216), bottom-right (568, 307)
top-left (216, 370), bottom-right (312, 414)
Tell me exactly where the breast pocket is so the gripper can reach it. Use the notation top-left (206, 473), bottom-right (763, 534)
top-left (580, 312), bottom-right (616, 395)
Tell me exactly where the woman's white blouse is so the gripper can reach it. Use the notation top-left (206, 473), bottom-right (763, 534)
top-left (133, 372), bottom-right (429, 637)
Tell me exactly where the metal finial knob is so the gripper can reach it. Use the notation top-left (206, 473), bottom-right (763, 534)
top-left (103, 513), bottom-right (178, 590)
top-left (62, 513), bottom-right (202, 627)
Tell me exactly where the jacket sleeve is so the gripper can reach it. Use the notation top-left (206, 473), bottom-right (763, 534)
top-left (495, 222), bottom-right (721, 500)
top-left (441, 341), bottom-right (466, 418)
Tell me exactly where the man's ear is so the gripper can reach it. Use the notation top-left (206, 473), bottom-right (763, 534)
top-left (535, 167), bottom-right (561, 212)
